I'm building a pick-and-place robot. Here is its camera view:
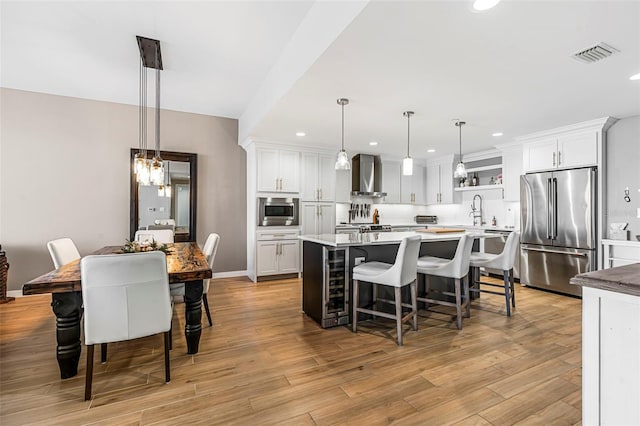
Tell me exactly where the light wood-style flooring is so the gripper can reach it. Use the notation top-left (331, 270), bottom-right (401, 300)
top-left (1, 277), bottom-right (582, 425)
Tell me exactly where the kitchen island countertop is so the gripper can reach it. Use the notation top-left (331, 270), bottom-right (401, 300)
top-left (570, 262), bottom-right (640, 297)
top-left (299, 230), bottom-right (496, 247)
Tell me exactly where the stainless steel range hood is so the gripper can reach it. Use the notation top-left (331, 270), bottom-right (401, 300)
top-left (351, 154), bottom-right (387, 197)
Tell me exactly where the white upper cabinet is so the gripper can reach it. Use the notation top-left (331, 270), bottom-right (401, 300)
top-left (522, 130), bottom-right (598, 173)
top-left (425, 156), bottom-right (454, 205)
top-left (257, 148), bottom-right (300, 193)
top-left (300, 152), bottom-right (335, 201)
top-left (401, 164), bottom-right (425, 204)
top-left (381, 160), bottom-right (401, 204)
top-left (335, 169), bottom-right (352, 203)
top-left (499, 144), bottom-right (523, 202)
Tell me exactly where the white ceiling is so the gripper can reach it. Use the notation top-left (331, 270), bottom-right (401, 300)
top-left (2, 1), bottom-right (639, 159)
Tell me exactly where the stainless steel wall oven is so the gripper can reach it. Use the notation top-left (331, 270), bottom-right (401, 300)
top-left (258, 197), bottom-right (299, 226)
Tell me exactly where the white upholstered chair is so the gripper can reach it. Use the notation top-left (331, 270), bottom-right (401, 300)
top-left (134, 229), bottom-right (174, 244)
top-left (469, 231), bottom-right (520, 316)
top-left (81, 251), bottom-right (172, 400)
top-left (352, 235), bottom-right (422, 346)
top-left (416, 234), bottom-right (475, 330)
top-left (47, 238), bottom-right (81, 269)
top-left (171, 233), bottom-right (220, 327)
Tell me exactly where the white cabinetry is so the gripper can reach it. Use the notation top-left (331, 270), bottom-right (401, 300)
top-left (522, 130), bottom-right (597, 172)
top-left (300, 153), bottom-right (335, 201)
top-left (381, 160), bottom-right (401, 203)
top-left (498, 144), bottom-right (523, 201)
top-left (581, 285), bottom-right (640, 425)
top-left (257, 148), bottom-right (300, 193)
top-left (335, 169), bottom-right (351, 203)
top-left (256, 229), bottom-right (300, 277)
top-left (426, 155), bottom-right (454, 204)
top-left (401, 164), bottom-right (425, 204)
top-left (301, 203), bottom-right (334, 235)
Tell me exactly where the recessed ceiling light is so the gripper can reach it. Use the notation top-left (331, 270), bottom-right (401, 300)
top-left (630, 73), bottom-right (640, 81)
top-left (369, 141), bottom-right (378, 146)
top-left (472, 0), bottom-right (501, 11)
top-left (492, 132), bottom-right (504, 137)
top-left (295, 132), bottom-right (306, 137)
top-left (427, 149), bottom-right (436, 153)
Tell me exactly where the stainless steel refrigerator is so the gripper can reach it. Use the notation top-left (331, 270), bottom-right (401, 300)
top-left (520, 167), bottom-right (597, 297)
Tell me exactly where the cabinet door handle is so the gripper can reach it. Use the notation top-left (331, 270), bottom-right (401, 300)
top-left (319, 188), bottom-right (323, 200)
top-left (558, 151), bottom-right (562, 166)
top-left (316, 189), bottom-right (319, 200)
top-left (552, 152), bottom-right (556, 167)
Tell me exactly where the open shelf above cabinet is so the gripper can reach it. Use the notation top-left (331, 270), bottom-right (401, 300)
top-left (464, 164), bottom-right (503, 174)
top-left (454, 184), bottom-right (504, 192)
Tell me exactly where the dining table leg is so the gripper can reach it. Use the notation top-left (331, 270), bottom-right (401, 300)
top-left (51, 291), bottom-right (83, 379)
top-left (184, 279), bottom-right (203, 354)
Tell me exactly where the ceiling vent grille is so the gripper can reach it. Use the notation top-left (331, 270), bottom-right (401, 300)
top-left (572, 42), bottom-right (619, 64)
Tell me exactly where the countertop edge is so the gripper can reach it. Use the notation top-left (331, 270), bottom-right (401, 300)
top-left (570, 263), bottom-right (640, 298)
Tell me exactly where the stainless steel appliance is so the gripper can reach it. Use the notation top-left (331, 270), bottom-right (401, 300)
top-left (483, 230), bottom-right (520, 279)
top-left (258, 197), bottom-right (299, 226)
top-left (351, 154), bottom-right (387, 197)
top-left (302, 246), bottom-right (349, 328)
top-left (359, 224), bottom-right (393, 233)
top-left (520, 167), bottom-right (596, 296)
top-left (415, 215), bottom-right (438, 224)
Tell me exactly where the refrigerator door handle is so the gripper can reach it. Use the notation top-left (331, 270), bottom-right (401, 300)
top-left (546, 178), bottom-right (552, 239)
top-left (521, 247), bottom-right (588, 257)
top-left (552, 177), bottom-right (558, 239)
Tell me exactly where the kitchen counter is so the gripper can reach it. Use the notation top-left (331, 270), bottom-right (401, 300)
top-left (300, 230), bottom-right (497, 247)
top-left (433, 223), bottom-right (519, 232)
top-left (570, 262), bottom-right (640, 297)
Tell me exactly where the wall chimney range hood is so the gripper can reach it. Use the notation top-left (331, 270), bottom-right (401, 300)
top-left (351, 154), bottom-right (387, 197)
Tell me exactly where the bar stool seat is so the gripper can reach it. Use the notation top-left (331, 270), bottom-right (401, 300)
top-left (416, 234), bottom-right (475, 330)
top-left (352, 235), bottom-right (422, 346)
top-left (469, 231), bottom-right (520, 316)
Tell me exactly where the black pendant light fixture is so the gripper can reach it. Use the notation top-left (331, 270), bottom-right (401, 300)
top-left (135, 36), bottom-right (164, 186)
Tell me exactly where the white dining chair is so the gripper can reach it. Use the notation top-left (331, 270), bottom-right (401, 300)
top-left (469, 231), bottom-right (520, 316)
top-left (134, 229), bottom-right (174, 244)
top-left (81, 251), bottom-right (172, 400)
top-left (416, 234), bottom-right (475, 330)
top-left (47, 238), bottom-right (81, 269)
top-left (351, 235), bottom-right (422, 346)
top-left (172, 233), bottom-right (220, 327)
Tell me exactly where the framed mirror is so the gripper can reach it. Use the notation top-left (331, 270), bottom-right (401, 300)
top-left (130, 149), bottom-right (197, 242)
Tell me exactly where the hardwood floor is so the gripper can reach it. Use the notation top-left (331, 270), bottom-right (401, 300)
top-left (0, 277), bottom-right (582, 425)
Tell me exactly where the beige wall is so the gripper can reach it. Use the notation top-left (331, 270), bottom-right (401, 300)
top-left (0, 88), bottom-right (246, 291)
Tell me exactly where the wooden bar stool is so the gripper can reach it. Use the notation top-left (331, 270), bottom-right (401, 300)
top-left (352, 235), bottom-right (422, 346)
top-left (416, 234), bottom-right (475, 330)
top-left (469, 231), bottom-right (520, 316)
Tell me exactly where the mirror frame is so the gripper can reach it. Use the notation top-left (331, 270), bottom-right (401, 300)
top-left (130, 149), bottom-right (198, 242)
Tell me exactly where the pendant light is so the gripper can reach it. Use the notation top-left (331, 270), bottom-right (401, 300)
top-left (335, 98), bottom-right (351, 170)
top-left (135, 36), bottom-right (164, 186)
top-left (402, 111), bottom-right (414, 176)
top-left (453, 119), bottom-right (468, 179)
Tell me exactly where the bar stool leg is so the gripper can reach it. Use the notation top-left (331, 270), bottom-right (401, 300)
top-left (454, 278), bottom-right (462, 330)
top-left (394, 287), bottom-right (403, 346)
top-left (352, 279), bottom-right (359, 333)
top-left (410, 280), bottom-right (418, 331)
top-left (503, 270), bottom-right (511, 317)
top-left (372, 283), bottom-right (378, 319)
top-left (463, 275), bottom-right (470, 318)
top-left (510, 268), bottom-right (516, 308)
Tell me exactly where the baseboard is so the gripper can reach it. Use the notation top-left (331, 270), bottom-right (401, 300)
top-left (212, 270), bottom-right (248, 279)
top-left (7, 290), bottom-right (23, 298)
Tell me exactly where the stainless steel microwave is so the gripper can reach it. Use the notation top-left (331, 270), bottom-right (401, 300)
top-left (258, 197), bottom-right (299, 226)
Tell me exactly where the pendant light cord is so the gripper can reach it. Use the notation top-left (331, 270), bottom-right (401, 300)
top-left (341, 102), bottom-right (345, 151)
top-left (459, 120), bottom-right (462, 158)
top-left (155, 68), bottom-right (161, 158)
top-left (406, 113), bottom-right (411, 157)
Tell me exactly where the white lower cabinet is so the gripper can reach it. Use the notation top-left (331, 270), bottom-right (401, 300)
top-left (582, 286), bottom-right (640, 425)
top-left (256, 229), bottom-right (300, 277)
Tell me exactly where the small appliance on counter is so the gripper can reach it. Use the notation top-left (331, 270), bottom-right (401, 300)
top-left (415, 215), bottom-right (438, 224)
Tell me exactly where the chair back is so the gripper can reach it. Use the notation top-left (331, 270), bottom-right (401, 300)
top-left (449, 234), bottom-right (476, 279)
top-left (81, 251), bottom-right (172, 345)
top-left (387, 235), bottom-right (422, 286)
top-left (135, 229), bottom-right (174, 244)
top-left (497, 231), bottom-right (520, 271)
top-left (47, 238), bottom-right (81, 269)
top-left (202, 233), bottom-right (220, 293)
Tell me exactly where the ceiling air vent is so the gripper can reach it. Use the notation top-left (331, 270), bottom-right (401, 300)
top-left (572, 42), bottom-right (619, 64)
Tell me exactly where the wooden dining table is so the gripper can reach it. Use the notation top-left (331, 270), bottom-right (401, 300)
top-left (23, 242), bottom-right (212, 379)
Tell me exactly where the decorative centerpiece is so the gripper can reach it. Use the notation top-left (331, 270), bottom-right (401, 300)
top-left (121, 239), bottom-right (171, 254)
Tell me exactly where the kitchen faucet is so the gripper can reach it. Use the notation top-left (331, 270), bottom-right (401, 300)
top-left (470, 194), bottom-right (485, 226)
